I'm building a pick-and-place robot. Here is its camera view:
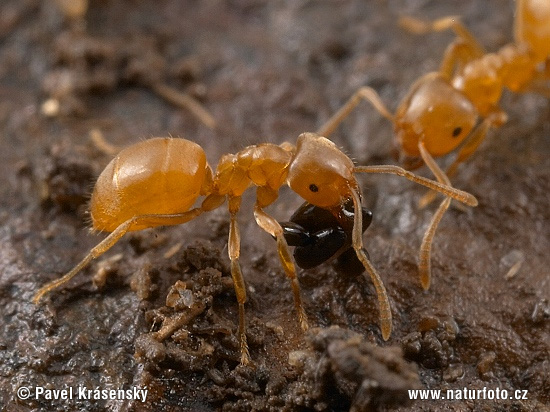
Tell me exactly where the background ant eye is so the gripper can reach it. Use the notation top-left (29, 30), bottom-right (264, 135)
top-left (309, 183), bottom-right (319, 192)
top-left (452, 127), bottom-right (462, 137)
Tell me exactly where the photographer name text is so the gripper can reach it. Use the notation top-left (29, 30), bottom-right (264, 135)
top-left (17, 385), bottom-right (148, 402)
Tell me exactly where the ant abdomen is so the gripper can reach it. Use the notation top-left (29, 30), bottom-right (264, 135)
top-left (91, 138), bottom-right (210, 232)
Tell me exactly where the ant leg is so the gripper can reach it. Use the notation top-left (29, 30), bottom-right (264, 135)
top-left (33, 209), bottom-right (211, 304)
top-left (355, 159), bottom-right (478, 290)
top-left (417, 139), bottom-right (453, 209)
top-left (399, 15), bottom-right (485, 55)
top-left (419, 196), bottom-right (451, 290)
top-left (226, 196), bottom-right (251, 365)
top-left (317, 87), bottom-right (394, 137)
top-left (444, 114), bottom-right (496, 179)
top-left (400, 15), bottom-right (485, 79)
top-left (418, 110), bottom-right (504, 210)
top-left (33, 194), bottom-right (226, 304)
top-left (354, 165), bottom-right (478, 206)
top-left (417, 112), bottom-right (504, 207)
top-left (416, 143), bottom-right (454, 290)
top-left (151, 82), bottom-right (216, 130)
top-left (417, 113), bottom-right (499, 209)
top-left (349, 188), bottom-right (391, 340)
top-left (253, 201), bottom-right (309, 331)
top-left (439, 38), bottom-right (486, 79)
top-left (418, 141), bottom-right (451, 186)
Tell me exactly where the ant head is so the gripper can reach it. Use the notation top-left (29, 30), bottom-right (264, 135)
top-left (287, 133), bottom-right (357, 209)
top-left (394, 73), bottom-right (478, 158)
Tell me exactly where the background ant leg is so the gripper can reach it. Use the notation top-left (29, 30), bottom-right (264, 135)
top-left (445, 115), bottom-right (499, 180)
top-left (227, 195), bottom-right (251, 365)
top-left (253, 199), bottom-right (309, 331)
top-left (416, 142), bottom-right (454, 289)
top-left (416, 139), bottom-right (453, 209)
top-left (399, 15), bottom-right (485, 56)
top-left (418, 197), bottom-right (451, 290)
top-left (400, 15), bottom-right (486, 80)
top-left (438, 38), bottom-right (485, 79)
top-left (316, 86), bottom-right (393, 137)
top-left (32, 206), bottom-right (217, 304)
top-left (349, 188), bottom-right (392, 340)
top-left (418, 113), bottom-right (503, 208)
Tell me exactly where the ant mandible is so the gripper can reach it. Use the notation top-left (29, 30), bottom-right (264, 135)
top-left (316, 0), bottom-right (550, 290)
top-left (32, 133), bottom-right (477, 365)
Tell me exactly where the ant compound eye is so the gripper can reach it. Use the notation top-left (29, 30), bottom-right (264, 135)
top-left (309, 184), bottom-right (319, 193)
top-left (452, 127), bottom-right (462, 137)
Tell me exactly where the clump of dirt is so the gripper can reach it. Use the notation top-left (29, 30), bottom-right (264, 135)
top-left (288, 327), bottom-right (421, 411)
top-left (138, 278), bottom-right (422, 411)
top-left (131, 241), bottom-right (420, 411)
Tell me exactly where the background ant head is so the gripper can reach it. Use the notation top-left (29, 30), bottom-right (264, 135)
top-left (287, 133), bottom-right (358, 210)
top-left (394, 74), bottom-right (478, 158)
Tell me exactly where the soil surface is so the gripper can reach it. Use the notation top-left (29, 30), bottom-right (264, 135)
top-left (0, 1), bottom-right (548, 411)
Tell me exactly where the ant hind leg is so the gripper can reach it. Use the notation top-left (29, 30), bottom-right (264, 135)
top-left (32, 207), bottom-right (209, 304)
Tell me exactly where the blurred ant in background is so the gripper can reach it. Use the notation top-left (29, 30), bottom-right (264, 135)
top-left (317, 0), bottom-right (550, 289)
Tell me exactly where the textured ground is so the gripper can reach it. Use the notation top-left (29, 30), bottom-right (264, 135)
top-left (0, 0), bottom-right (548, 411)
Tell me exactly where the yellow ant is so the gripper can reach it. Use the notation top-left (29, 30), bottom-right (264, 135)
top-left (316, 0), bottom-right (550, 290)
top-left (32, 134), bottom-right (477, 364)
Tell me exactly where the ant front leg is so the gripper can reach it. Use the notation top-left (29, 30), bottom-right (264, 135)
top-left (416, 111), bottom-right (505, 270)
top-left (226, 195), bottom-right (251, 365)
top-left (253, 190), bottom-right (309, 331)
top-left (349, 189), bottom-right (392, 340)
top-left (416, 142), bottom-right (455, 290)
